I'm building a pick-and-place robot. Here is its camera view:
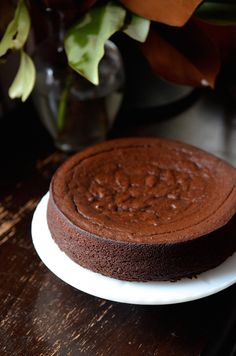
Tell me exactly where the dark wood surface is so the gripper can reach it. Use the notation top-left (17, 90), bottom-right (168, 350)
top-left (0, 90), bottom-right (236, 356)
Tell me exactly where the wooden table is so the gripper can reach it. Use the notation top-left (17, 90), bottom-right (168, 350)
top-left (0, 89), bottom-right (236, 355)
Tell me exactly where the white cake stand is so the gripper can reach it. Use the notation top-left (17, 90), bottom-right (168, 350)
top-left (31, 193), bottom-right (236, 305)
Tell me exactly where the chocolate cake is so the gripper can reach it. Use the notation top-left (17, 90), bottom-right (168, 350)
top-left (47, 137), bottom-right (236, 281)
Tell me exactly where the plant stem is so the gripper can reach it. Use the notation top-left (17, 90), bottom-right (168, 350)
top-left (57, 74), bottom-right (73, 131)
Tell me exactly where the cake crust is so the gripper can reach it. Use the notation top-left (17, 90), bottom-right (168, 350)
top-left (47, 137), bottom-right (236, 281)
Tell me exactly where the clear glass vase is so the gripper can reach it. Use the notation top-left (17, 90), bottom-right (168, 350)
top-left (32, 39), bottom-right (125, 152)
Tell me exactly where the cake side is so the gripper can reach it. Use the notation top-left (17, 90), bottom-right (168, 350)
top-left (47, 191), bottom-right (236, 281)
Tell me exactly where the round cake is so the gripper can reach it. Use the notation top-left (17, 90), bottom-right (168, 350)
top-left (47, 137), bottom-right (236, 281)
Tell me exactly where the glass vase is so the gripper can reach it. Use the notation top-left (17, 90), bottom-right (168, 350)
top-left (32, 39), bottom-right (125, 152)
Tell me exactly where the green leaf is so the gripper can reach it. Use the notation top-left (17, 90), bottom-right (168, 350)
top-left (123, 14), bottom-right (150, 42)
top-left (0, 0), bottom-right (30, 57)
top-left (9, 50), bottom-right (36, 102)
top-left (64, 2), bottom-right (126, 85)
top-left (196, 2), bottom-right (236, 25)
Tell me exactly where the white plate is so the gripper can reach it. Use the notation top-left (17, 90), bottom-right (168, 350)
top-left (31, 193), bottom-right (236, 305)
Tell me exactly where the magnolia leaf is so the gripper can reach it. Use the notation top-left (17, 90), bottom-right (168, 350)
top-left (64, 2), bottom-right (126, 85)
top-left (140, 19), bottom-right (221, 88)
top-left (196, 2), bottom-right (236, 25)
top-left (0, 0), bottom-right (30, 57)
top-left (9, 50), bottom-right (36, 102)
top-left (194, 18), bottom-right (236, 62)
top-left (123, 14), bottom-right (150, 42)
top-left (121, 0), bottom-right (203, 27)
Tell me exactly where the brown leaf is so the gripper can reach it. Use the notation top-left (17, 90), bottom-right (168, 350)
top-left (195, 19), bottom-right (236, 63)
top-left (121, 0), bottom-right (203, 27)
top-left (139, 18), bottom-right (221, 88)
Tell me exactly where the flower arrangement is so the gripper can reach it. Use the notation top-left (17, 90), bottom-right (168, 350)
top-left (0, 0), bottom-right (236, 102)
